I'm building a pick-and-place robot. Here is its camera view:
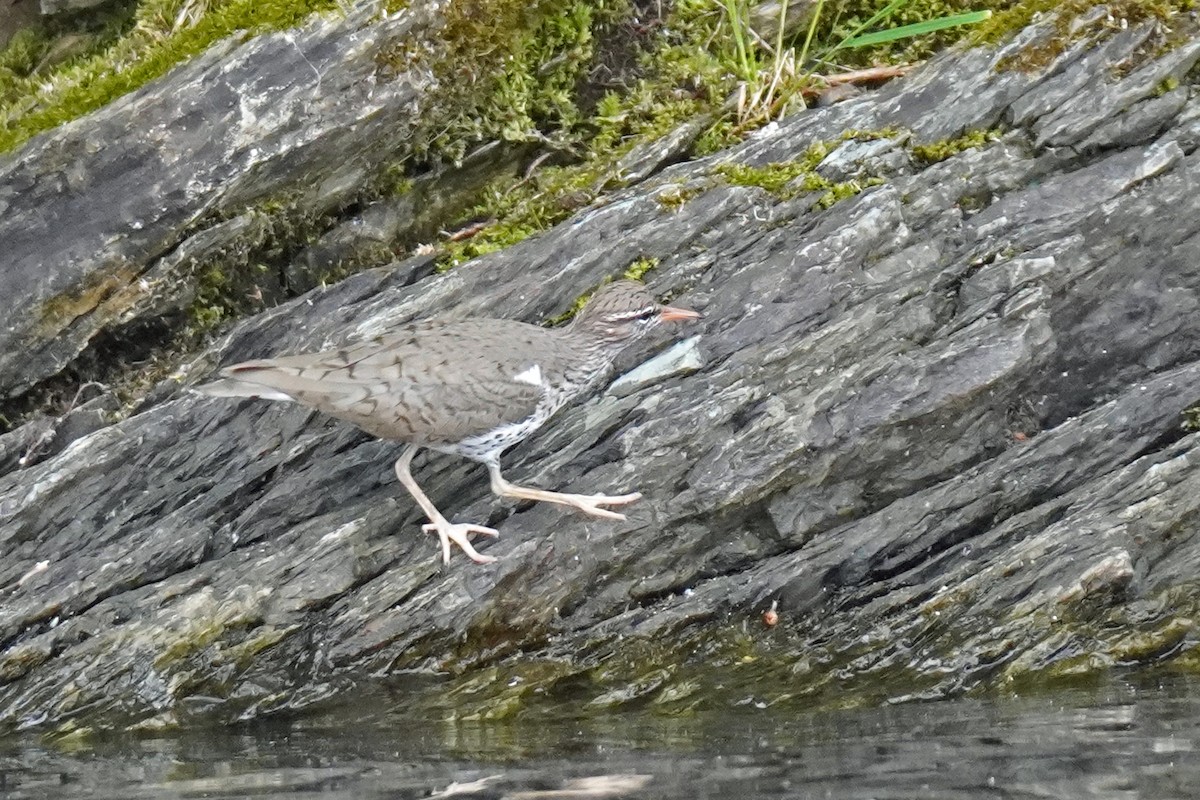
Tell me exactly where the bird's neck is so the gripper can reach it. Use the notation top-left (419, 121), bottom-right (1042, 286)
top-left (555, 324), bottom-right (623, 383)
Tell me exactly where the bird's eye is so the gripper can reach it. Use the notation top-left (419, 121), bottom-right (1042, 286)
top-left (635, 307), bottom-right (657, 321)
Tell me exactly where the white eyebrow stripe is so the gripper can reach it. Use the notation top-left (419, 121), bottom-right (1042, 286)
top-left (513, 364), bottom-right (543, 386)
top-left (612, 306), bottom-right (658, 320)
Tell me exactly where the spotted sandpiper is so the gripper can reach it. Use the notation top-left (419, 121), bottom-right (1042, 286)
top-left (198, 280), bottom-right (701, 564)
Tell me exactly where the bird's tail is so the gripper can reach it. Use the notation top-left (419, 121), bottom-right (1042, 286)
top-left (193, 363), bottom-right (297, 402)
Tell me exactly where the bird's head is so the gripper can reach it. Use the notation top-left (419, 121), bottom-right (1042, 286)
top-left (568, 280), bottom-right (701, 348)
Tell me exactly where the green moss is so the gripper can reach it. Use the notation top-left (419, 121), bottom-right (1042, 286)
top-left (1155, 75), bottom-right (1181, 96)
top-left (435, 164), bottom-right (600, 271)
top-left (711, 132), bottom-right (893, 210)
top-left (911, 128), bottom-right (1001, 163)
top-left (377, 0), bottom-right (731, 269)
top-left (152, 621), bottom-right (227, 670)
top-left (182, 201), bottom-right (322, 336)
top-left (438, 661), bottom-right (580, 721)
top-left (223, 625), bottom-right (294, 667)
top-left (365, 0), bottom-right (714, 271)
top-left (36, 264), bottom-right (142, 338)
top-left (0, 0), bottom-right (343, 155)
top-left (712, 138), bottom-right (837, 196)
top-left (693, 119), bottom-right (744, 156)
top-left (623, 256), bottom-right (659, 281)
top-left (714, 160), bottom-right (815, 196)
top-left (389, 0), bottom-right (632, 166)
top-left (376, 163), bottom-right (416, 198)
top-left (1109, 618), bottom-right (1194, 662)
top-left (970, 0), bottom-right (1058, 46)
top-left (0, 3), bottom-right (138, 110)
top-left (47, 722), bottom-right (97, 748)
top-left (0, 27), bottom-right (51, 78)
top-left (397, 623), bottom-right (953, 721)
top-left (813, 176), bottom-right (886, 209)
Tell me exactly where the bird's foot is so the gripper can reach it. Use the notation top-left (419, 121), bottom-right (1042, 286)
top-left (558, 490), bottom-right (643, 520)
top-left (421, 520), bottom-right (499, 565)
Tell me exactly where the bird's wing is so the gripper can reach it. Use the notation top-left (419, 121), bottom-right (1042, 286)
top-left (205, 319), bottom-right (557, 444)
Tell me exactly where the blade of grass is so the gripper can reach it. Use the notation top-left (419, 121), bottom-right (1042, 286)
top-left (763, 0), bottom-right (789, 112)
top-left (794, 0), bottom-right (826, 66)
top-left (840, 11), bottom-right (993, 48)
top-left (720, 0), bottom-right (754, 80)
top-left (819, 0), bottom-right (909, 61)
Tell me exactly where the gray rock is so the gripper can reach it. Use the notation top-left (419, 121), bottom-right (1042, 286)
top-left (616, 116), bottom-right (712, 185)
top-left (2, 6), bottom-right (1200, 731)
top-left (0, 0), bottom-right (39, 50)
top-left (0, 385), bottom-right (117, 476)
top-left (1033, 36), bottom-right (1200, 149)
top-left (814, 134), bottom-right (910, 183)
top-left (0, 3), bottom-right (439, 400)
top-left (39, 0), bottom-right (112, 13)
top-left (0, 415), bottom-right (54, 476)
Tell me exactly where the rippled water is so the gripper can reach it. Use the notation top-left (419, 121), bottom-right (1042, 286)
top-left (2, 676), bottom-right (1197, 799)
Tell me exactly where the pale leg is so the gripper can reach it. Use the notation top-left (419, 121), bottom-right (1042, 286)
top-left (487, 462), bottom-right (642, 520)
top-left (394, 445), bottom-right (497, 564)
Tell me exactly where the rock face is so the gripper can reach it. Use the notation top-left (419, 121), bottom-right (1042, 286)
top-left (0, 3), bottom-right (437, 401)
top-left (3, 8), bottom-right (1200, 731)
top-left (0, 0), bottom-right (40, 51)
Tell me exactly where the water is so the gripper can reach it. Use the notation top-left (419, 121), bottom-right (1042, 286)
top-left (1, 676), bottom-right (1197, 799)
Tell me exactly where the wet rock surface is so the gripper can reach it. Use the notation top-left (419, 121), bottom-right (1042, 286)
top-left (2, 9), bottom-right (1200, 730)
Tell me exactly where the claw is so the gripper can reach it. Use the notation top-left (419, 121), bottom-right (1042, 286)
top-left (565, 491), bottom-right (642, 519)
top-left (422, 521), bottom-right (499, 564)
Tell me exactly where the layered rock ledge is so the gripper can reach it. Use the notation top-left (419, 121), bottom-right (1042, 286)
top-left (2, 5), bottom-right (1200, 730)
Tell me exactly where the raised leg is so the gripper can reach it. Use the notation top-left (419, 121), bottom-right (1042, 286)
top-left (487, 462), bottom-right (642, 520)
top-left (394, 445), bottom-right (497, 565)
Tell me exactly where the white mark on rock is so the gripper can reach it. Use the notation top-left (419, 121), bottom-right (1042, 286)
top-left (17, 560), bottom-right (49, 588)
top-left (609, 336), bottom-right (705, 397)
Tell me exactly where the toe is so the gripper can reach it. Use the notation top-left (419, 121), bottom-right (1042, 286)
top-left (589, 491), bottom-right (641, 506)
top-left (583, 506), bottom-right (627, 521)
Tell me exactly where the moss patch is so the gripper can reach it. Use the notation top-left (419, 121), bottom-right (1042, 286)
top-left (386, 0), bottom-right (633, 166)
top-left (435, 162), bottom-right (606, 271)
top-left (911, 128), bottom-right (1002, 163)
top-left (623, 255), bottom-right (660, 281)
top-left (712, 131), bottom-right (896, 210)
top-left (35, 264), bottom-right (143, 339)
top-left (714, 158), bottom-right (820, 196)
top-left (654, 184), bottom-right (706, 211)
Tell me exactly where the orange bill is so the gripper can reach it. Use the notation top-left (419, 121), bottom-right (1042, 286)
top-left (659, 304), bottom-right (702, 322)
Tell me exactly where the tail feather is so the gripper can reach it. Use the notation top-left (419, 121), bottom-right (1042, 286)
top-left (193, 375), bottom-right (295, 402)
top-left (196, 361), bottom-right (372, 409)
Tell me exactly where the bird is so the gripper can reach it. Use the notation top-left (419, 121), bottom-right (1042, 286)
top-left (197, 280), bottom-right (701, 565)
